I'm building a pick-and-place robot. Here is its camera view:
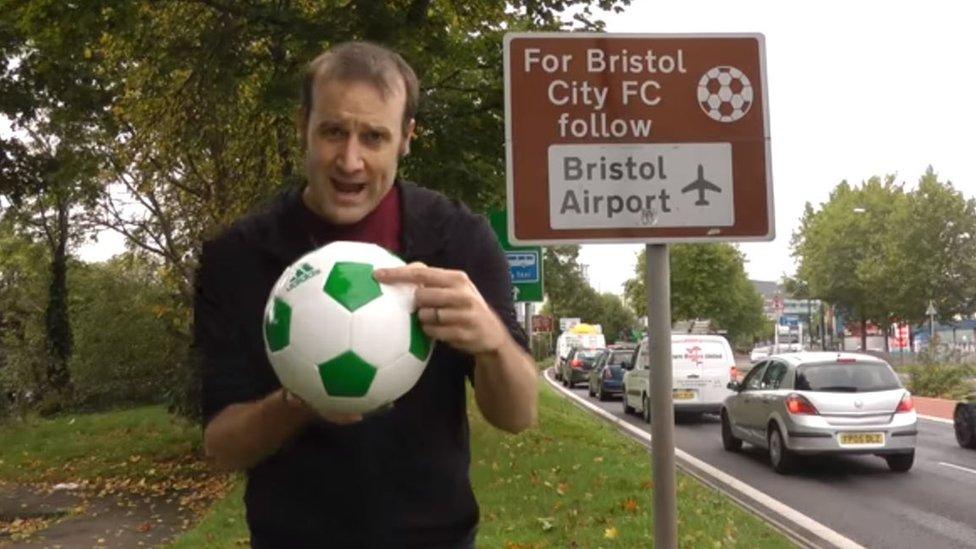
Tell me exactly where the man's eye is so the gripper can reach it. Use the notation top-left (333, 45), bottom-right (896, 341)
top-left (320, 126), bottom-right (345, 139)
top-left (362, 131), bottom-right (383, 144)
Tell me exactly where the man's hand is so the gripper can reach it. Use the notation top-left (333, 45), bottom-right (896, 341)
top-left (373, 262), bottom-right (509, 357)
top-left (281, 388), bottom-right (362, 426)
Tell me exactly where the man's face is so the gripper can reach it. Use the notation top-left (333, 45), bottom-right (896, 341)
top-left (300, 76), bottom-right (414, 225)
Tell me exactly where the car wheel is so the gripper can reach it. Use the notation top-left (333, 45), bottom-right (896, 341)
top-left (885, 450), bottom-right (915, 472)
top-left (623, 394), bottom-right (635, 415)
top-left (954, 404), bottom-right (976, 449)
top-left (642, 394), bottom-right (651, 424)
top-left (721, 411), bottom-right (742, 452)
top-left (768, 425), bottom-right (795, 474)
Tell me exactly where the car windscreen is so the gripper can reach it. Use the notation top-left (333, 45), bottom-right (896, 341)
top-left (607, 351), bottom-right (631, 365)
top-left (795, 362), bottom-right (901, 392)
top-left (577, 350), bottom-right (603, 362)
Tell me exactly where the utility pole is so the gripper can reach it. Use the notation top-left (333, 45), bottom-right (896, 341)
top-left (926, 301), bottom-right (937, 346)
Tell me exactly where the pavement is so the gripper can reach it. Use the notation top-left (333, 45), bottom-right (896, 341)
top-left (914, 396), bottom-right (957, 421)
top-left (0, 482), bottom-right (193, 548)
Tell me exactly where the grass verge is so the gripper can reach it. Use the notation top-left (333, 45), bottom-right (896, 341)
top-left (0, 405), bottom-right (200, 483)
top-left (168, 376), bottom-right (791, 548)
top-left (470, 380), bottom-right (790, 548)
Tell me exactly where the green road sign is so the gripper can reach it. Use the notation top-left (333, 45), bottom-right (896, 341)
top-left (489, 210), bottom-right (544, 303)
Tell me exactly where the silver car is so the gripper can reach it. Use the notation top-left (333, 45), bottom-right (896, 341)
top-left (721, 352), bottom-right (917, 474)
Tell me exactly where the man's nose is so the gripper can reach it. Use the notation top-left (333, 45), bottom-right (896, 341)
top-left (336, 137), bottom-right (365, 172)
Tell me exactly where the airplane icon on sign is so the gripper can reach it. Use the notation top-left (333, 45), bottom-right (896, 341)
top-left (681, 164), bottom-right (722, 206)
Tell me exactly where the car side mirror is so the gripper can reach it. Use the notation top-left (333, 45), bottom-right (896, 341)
top-left (727, 381), bottom-right (741, 391)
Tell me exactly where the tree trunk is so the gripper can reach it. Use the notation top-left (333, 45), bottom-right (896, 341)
top-left (44, 196), bottom-right (73, 396)
top-left (860, 317), bottom-right (868, 352)
top-left (883, 322), bottom-right (890, 353)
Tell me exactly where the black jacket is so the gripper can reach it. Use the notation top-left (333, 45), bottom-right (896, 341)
top-left (194, 181), bottom-right (527, 548)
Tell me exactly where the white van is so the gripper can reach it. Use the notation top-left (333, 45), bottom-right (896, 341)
top-left (622, 334), bottom-right (737, 421)
top-left (554, 331), bottom-right (606, 379)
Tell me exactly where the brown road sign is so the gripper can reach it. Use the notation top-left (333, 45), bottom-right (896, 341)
top-left (504, 33), bottom-right (773, 245)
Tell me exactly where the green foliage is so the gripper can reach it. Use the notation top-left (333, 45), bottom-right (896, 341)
top-left (594, 292), bottom-right (638, 344)
top-left (540, 245), bottom-right (594, 321)
top-left (791, 169), bottom-right (976, 344)
top-left (540, 246), bottom-right (637, 341)
top-left (0, 218), bottom-right (50, 419)
top-left (905, 364), bottom-right (974, 400)
top-left (624, 244), bottom-right (766, 346)
top-left (68, 255), bottom-right (187, 411)
top-left (3, 0), bottom-right (634, 418)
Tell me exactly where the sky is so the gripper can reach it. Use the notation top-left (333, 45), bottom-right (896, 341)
top-left (577, 0), bottom-right (976, 294)
top-left (8, 1), bottom-right (975, 296)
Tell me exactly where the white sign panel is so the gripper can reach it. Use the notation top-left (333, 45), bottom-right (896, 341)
top-left (559, 317), bottom-right (581, 331)
top-left (547, 143), bottom-right (733, 229)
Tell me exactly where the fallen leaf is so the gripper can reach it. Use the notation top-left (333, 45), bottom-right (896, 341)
top-left (621, 498), bottom-right (639, 514)
top-left (604, 526), bottom-right (619, 539)
top-left (536, 516), bottom-right (555, 531)
top-left (136, 522), bottom-right (152, 533)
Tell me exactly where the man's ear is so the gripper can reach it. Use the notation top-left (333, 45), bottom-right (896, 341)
top-left (295, 107), bottom-right (308, 150)
top-left (399, 118), bottom-right (416, 158)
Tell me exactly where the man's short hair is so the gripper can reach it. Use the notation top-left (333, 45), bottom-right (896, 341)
top-left (299, 41), bottom-right (419, 135)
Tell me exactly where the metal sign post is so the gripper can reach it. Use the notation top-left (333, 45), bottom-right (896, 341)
top-left (646, 244), bottom-right (676, 548)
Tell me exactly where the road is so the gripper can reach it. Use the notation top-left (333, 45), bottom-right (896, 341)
top-left (558, 371), bottom-right (976, 548)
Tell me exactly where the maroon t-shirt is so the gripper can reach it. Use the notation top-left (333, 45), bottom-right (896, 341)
top-left (299, 185), bottom-right (402, 253)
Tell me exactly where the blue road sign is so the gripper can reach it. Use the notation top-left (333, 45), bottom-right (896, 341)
top-left (506, 251), bottom-right (540, 283)
top-left (779, 315), bottom-right (800, 328)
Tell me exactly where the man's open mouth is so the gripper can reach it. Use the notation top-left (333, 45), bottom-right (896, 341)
top-left (331, 178), bottom-right (367, 196)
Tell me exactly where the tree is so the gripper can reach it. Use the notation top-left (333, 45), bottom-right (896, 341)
top-left (3, 0), bottom-right (633, 416)
top-left (0, 214), bottom-right (50, 418)
top-left (68, 254), bottom-right (187, 409)
top-left (883, 168), bottom-right (976, 327)
top-left (594, 292), bottom-right (638, 344)
top-left (0, 127), bottom-right (101, 401)
top-left (792, 176), bottom-right (913, 350)
top-left (624, 244), bottom-right (766, 346)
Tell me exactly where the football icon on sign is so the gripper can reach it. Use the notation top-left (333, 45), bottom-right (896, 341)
top-left (697, 66), bottom-right (753, 123)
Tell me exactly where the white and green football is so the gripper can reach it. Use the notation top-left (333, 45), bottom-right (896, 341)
top-left (262, 241), bottom-right (433, 415)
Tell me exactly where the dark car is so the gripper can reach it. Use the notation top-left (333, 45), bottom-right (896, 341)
top-left (587, 348), bottom-right (631, 400)
top-left (955, 395), bottom-right (976, 449)
top-left (560, 348), bottom-right (604, 388)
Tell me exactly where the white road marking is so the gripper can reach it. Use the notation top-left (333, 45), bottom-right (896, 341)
top-left (918, 414), bottom-right (953, 425)
top-left (542, 369), bottom-right (865, 549)
top-left (939, 462), bottom-right (976, 476)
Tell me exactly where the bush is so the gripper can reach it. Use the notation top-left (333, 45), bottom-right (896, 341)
top-left (68, 256), bottom-right (186, 411)
top-left (906, 364), bottom-right (974, 399)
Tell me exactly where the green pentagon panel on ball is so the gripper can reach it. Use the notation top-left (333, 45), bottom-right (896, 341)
top-left (264, 298), bottom-right (292, 352)
top-left (324, 262), bottom-right (383, 312)
top-left (409, 312), bottom-right (431, 360)
top-left (317, 351), bottom-right (377, 397)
